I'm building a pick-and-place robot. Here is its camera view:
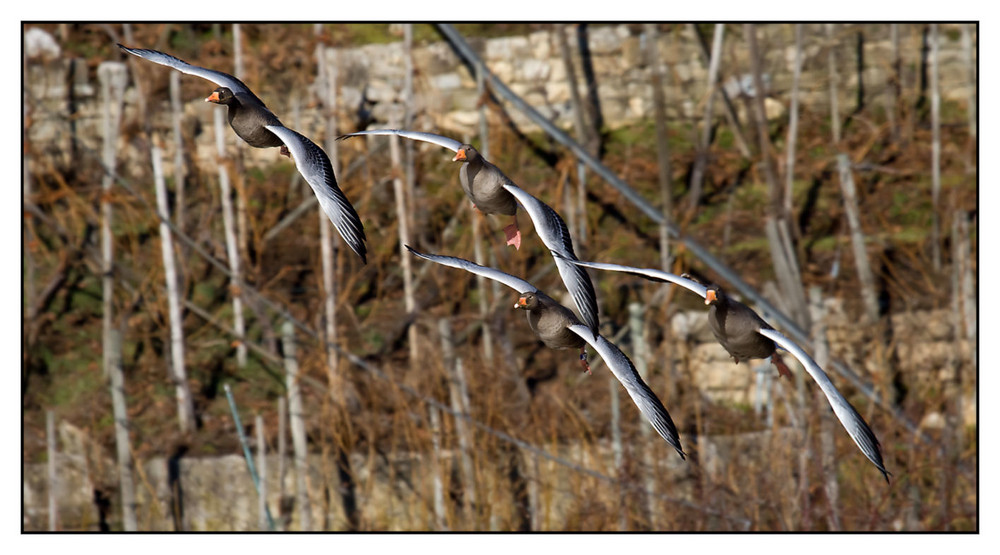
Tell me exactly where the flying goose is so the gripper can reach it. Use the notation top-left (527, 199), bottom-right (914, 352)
top-left (118, 44), bottom-right (367, 263)
top-left (408, 245), bottom-right (685, 459)
top-left (566, 258), bottom-right (891, 483)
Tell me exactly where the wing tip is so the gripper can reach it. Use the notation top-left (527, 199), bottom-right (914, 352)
top-left (344, 226), bottom-right (368, 265)
top-left (351, 242), bottom-right (368, 265)
top-left (866, 444), bottom-right (892, 485)
top-left (653, 422), bottom-right (686, 461)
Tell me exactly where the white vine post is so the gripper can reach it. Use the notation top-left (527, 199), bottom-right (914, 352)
top-left (439, 318), bottom-right (477, 522)
top-left (152, 139), bottom-right (197, 433)
top-left (929, 23), bottom-right (942, 272)
top-left (107, 329), bottom-right (138, 531)
top-left (98, 61), bottom-right (128, 380)
top-left (643, 24), bottom-right (674, 269)
top-left (46, 410), bottom-right (58, 531)
top-left (388, 123), bottom-right (417, 367)
top-left (213, 106), bottom-right (247, 369)
top-left (784, 24), bottom-right (804, 221)
top-left (826, 24), bottom-right (842, 145)
top-left (317, 40), bottom-right (342, 399)
top-left (256, 414), bottom-right (268, 531)
top-left (169, 71), bottom-right (187, 230)
top-left (281, 322), bottom-right (313, 531)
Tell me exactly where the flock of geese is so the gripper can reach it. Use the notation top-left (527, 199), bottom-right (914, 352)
top-left (118, 44), bottom-right (891, 484)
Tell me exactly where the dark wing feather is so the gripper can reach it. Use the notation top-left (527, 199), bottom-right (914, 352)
top-left (568, 325), bottom-right (686, 459)
top-left (503, 184), bottom-right (599, 335)
top-left (265, 125), bottom-right (367, 264)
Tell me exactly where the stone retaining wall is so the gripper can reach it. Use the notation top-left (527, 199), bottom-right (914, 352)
top-left (24, 24), bottom-right (975, 177)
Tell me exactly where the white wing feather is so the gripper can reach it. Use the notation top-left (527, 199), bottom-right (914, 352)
top-left (265, 125), bottom-right (367, 263)
top-left (118, 44), bottom-right (254, 96)
top-left (405, 246), bottom-right (537, 295)
top-left (568, 260), bottom-right (709, 299)
top-left (567, 324), bottom-right (685, 459)
top-left (337, 129), bottom-right (463, 153)
top-left (757, 327), bottom-right (890, 482)
top-left (502, 184), bottom-right (600, 334)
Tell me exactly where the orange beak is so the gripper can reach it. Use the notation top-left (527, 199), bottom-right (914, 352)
top-left (452, 148), bottom-right (467, 162)
top-left (514, 296), bottom-right (527, 309)
top-left (705, 289), bottom-right (716, 305)
top-left (205, 91), bottom-right (221, 103)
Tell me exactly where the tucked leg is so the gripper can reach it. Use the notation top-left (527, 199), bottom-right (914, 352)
top-left (579, 346), bottom-right (591, 375)
top-left (771, 352), bottom-right (793, 379)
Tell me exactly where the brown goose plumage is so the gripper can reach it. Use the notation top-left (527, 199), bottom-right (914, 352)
top-left (204, 87), bottom-right (285, 151)
top-left (514, 291), bottom-right (587, 359)
top-left (454, 144), bottom-right (519, 216)
top-left (705, 285), bottom-right (792, 379)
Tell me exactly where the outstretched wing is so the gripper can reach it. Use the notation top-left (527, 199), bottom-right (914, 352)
top-left (757, 327), bottom-right (891, 483)
top-left (567, 260), bottom-right (709, 299)
top-left (567, 324), bottom-right (686, 459)
top-left (405, 246), bottom-right (537, 295)
top-left (117, 44), bottom-right (256, 97)
top-left (502, 184), bottom-right (599, 336)
top-left (337, 129), bottom-right (463, 154)
top-left (264, 125), bottom-right (367, 264)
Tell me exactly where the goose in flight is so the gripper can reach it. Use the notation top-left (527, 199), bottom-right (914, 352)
top-left (341, 129), bottom-right (598, 336)
top-left (407, 245), bottom-right (685, 459)
top-left (566, 259), bottom-right (891, 483)
top-left (342, 130), bottom-right (518, 246)
top-left (117, 44), bottom-right (367, 263)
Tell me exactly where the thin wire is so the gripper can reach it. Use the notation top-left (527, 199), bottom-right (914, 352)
top-left (223, 384), bottom-right (277, 531)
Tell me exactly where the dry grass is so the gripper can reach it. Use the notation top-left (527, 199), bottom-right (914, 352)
top-left (22, 23), bottom-right (977, 531)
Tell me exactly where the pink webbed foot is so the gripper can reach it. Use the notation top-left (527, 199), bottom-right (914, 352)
top-left (504, 224), bottom-right (522, 250)
top-left (279, 145), bottom-right (291, 158)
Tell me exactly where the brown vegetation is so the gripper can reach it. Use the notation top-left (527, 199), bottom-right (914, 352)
top-left (22, 23), bottom-right (976, 531)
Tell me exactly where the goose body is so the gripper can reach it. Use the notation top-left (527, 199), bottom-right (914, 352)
top-left (515, 290), bottom-right (587, 351)
top-left (705, 287), bottom-right (781, 363)
top-left (205, 87), bottom-right (284, 149)
top-left (455, 144), bottom-right (518, 217)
